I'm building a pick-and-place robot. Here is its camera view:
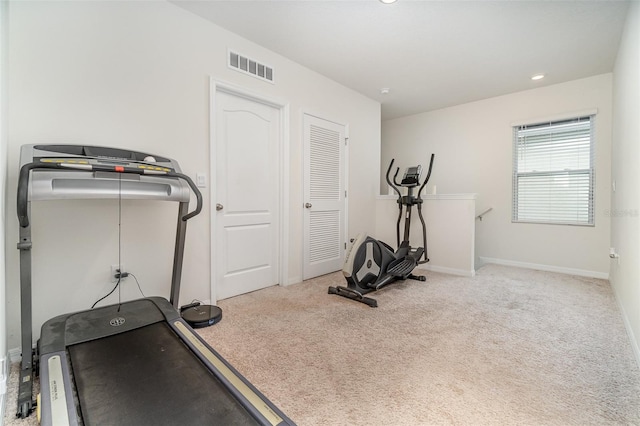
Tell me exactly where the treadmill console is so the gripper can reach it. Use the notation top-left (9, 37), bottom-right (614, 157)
top-left (19, 144), bottom-right (190, 202)
top-left (25, 144), bottom-right (177, 173)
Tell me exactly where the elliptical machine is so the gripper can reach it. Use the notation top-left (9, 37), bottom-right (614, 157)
top-left (328, 154), bottom-right (435, 307)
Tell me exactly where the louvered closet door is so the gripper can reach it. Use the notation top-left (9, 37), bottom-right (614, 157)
top-left (303, 114), bottom-right (346, 280)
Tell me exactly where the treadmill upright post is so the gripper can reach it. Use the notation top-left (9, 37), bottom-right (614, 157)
top-left (170, 201), bottom-right (189, 308)
top-left (17, 197), bottom-right (34, 417)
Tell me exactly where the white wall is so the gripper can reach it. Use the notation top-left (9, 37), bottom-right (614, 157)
top-left (376, 194), bottom-right (477, 277)
top-left (382, 74), bottom-right (612, 277)
top-left (610, 1), bottom-right (640, 364)
top-left (5, 1), bottom-right (380, 349)
top-left (1, 0), bottom-right (9, 412)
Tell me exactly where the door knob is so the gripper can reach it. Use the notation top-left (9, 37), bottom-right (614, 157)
top-left (305, 203), bottom-right (312, 209)
top-left (216, 203), bottom-right (224, 211)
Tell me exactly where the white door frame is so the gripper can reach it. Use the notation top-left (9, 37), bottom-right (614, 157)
top-left (209, 78), bottom-right (290, 302)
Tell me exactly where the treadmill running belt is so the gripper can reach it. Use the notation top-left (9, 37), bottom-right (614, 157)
top-left (68, 321), bottom-right (258, 425)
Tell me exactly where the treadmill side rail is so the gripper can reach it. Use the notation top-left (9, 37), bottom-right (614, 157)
top-left (39, 352), bottom-right (79, 426)
top-left (172, 319), bottom-right (295, 426)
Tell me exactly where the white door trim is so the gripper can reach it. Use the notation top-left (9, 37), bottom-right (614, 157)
top-left (209, 78), bottom-right (290, 302)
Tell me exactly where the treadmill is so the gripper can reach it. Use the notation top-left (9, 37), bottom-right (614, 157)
top-left (16, 144), bottom-right (295, 425)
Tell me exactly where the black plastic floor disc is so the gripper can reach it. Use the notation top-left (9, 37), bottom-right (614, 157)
top-left (181, 305), bottom-right (223, 328)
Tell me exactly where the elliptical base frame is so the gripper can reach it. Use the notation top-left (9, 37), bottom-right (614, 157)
top-left (328, 234), bottom-right (425, 308)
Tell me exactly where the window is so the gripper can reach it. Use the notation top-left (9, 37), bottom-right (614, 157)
top-left (512, 115), bottom-right (595, 226)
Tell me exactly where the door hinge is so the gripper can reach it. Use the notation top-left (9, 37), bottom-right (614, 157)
top-left (345, 137), bottom-right (348, 146)
top-left (345, 190), bottom-right (347, 198)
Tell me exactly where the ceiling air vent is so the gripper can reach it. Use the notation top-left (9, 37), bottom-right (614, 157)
top-left (228, 50), bottom-right (274, 84)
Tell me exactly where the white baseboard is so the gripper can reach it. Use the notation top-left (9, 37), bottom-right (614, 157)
top-left (287, 276), bottom-right (302, 286)
top-left (609, 280), bottom-right (640, 369)
top-left (479, 257), bottom-right (609, 280)
top-left (417, 264), bottom-right (476, 277)
top-left (0, 355), bottom-right (8, 423)
top-left (0, 390), bottom-right (4, 425)
top-left (8, 347), bottom-right (21, 363)
top-left (0, 356), bottom-right (6, 394)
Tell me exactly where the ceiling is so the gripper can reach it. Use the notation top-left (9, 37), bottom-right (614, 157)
top-left (172, 0), bottom-right (630, 120)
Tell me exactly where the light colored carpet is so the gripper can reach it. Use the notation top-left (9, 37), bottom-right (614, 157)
top-left (195, 264), bottom-right (640, 425)
top-left (4, 264), bottom-right (640, 425)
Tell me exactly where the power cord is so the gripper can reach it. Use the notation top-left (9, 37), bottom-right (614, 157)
top-left (180, 299), bottom-right (204, 311)
top-left (93, 173), bottom-right (128, 310)
top-left (91, 278), bottom-right (121, 309)
top-left (117, 174), bottom-right (122, 311)
top-left (128, 273), bottom-right (146, 298)
top-left (92, 175), bottom-right (150, 309)
top-left (91, 271), bottom-right (146, 309)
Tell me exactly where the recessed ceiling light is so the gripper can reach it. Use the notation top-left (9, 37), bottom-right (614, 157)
top-left (380, 0), bottom-right (397, 4)
top-left (531, 74), bottom-right (545, 81)
top-left (380, 88), bottom-right (391, 95)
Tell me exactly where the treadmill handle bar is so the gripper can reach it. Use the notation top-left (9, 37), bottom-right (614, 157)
top-left (17, 161), bottom-right (203, 228)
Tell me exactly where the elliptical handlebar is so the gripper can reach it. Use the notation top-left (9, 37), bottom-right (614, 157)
top-left (392, 168), bottom-right (402, 188)
top-left (385, 154), bottom-right (436, 200)
top-left (385, 159), bottom-right (402, 199)
top-left (384, 153), bottom-right (435, 263)
top-left (417, 153), bottom-right (435, 199)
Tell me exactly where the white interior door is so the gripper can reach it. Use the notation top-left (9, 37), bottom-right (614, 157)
top-left (214, 89), bottom-right (280, 300)
top-left (303, 114), bottom-right (347, 280)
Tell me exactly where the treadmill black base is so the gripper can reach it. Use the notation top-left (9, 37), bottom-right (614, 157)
top-left (38, 297), bottom-right (295, 426)
top-left (69, 321), bottom-right (255, 425)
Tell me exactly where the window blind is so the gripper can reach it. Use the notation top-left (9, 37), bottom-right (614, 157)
top-left (512, 115), bottom-right (595, 226)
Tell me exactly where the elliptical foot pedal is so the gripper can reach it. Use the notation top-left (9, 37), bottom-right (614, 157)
top-left (388, 258), bottom-right (417, 278)
top-left (181, 302), bottom-right (223, 328)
